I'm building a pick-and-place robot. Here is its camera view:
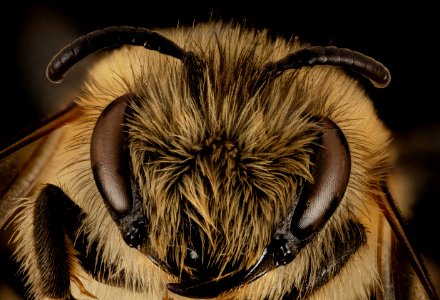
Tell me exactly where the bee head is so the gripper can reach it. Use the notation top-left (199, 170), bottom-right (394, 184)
top-left (49, 25), bottom-right (389, 298)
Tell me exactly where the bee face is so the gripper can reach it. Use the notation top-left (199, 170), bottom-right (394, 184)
top-left (6, 22), bottom-right (435, 300)
top-left (51, 24), bottom-right (390, 299)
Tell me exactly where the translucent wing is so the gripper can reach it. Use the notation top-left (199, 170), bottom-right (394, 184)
top-left (376, 183), bottom-right (439, 299)
top-left (0, 103), bottom-right (82, 229)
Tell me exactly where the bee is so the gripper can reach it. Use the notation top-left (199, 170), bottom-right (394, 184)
top-left (0, 22), bottom-right (438, 299)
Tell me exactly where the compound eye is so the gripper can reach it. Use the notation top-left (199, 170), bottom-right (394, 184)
top-left (90, 94), bottom-right (147, 249)
top-left (290, 117), bottom-right (351, 239)
top-left (91, 94), bottom-right (133, 217)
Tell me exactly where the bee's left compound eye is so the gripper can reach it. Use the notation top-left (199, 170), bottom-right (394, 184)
top-left (268, 117), bottom-right (351, 266)
top-left (289, 118), bottom-right (351, 239)
top-left (91, 94), bottom-right (147, 249)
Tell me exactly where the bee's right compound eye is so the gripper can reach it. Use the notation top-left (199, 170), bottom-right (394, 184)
top-left (91, 94), bottom-right (133, 217)
top-left (91, 94), bottom-right (147, 249)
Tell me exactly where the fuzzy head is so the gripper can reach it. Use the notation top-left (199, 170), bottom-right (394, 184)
top-left (66, 22), bottom-right (391, 299)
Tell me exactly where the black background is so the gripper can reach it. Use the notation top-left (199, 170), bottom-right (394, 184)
top-left (1, 1), bottom-right (439, 297)
top-left (3, 1), bottom-right (439, 133)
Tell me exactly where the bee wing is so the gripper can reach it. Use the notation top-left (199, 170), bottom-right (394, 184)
top-left (0, 103), bottom-right (82, 229)
top-left (0, 102), bottom-right (81, 160)
top-left (376, 185), bottom-right (439, 300)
